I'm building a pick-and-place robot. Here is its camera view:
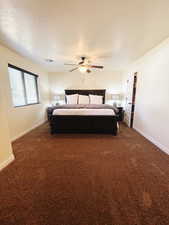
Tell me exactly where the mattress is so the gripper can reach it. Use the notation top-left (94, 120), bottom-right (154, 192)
top-left (52, 108), bottom-right (115, 116)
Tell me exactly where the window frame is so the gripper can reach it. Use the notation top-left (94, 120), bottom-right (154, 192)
top-left (8, 64), bottom-right (40, 108)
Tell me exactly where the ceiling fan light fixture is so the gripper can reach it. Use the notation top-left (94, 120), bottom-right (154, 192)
top-left (79, 66), bottom-right (87, 73)
top-left (86, 69), bottom-right (91, 73)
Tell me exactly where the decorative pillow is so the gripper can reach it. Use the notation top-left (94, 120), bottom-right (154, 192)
top-left (66, 94), bottom-right (78, 104)
top-left (89, 94), bottom-right (103, 104)
top-left (78, 95), bottom-right (90, 104)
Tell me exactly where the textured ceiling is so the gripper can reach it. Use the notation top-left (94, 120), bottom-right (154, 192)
top-left (0, 0), bottom-right (169, 71)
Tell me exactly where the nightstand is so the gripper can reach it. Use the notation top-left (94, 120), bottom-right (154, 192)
top-left (47, 106), bottom-right (57, 121)
top-left (116, 107), bottom-right (124, 121)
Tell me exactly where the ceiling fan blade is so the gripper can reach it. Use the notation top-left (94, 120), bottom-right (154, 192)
top-left (78, 61), bottom-right (84, 65)
top-left (69, 67), bottom-right (79, 72)
top-left (90, 65), bottom-right (104, 69)
top-left (64, 63), bottom-right (77, 66)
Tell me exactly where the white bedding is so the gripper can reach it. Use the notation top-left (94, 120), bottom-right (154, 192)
top-left (53, 108), bottom-right (115, 116)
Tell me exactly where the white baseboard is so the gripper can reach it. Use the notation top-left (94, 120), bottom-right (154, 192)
top-left (134, 127), bottom-right (169, 155)
top-left (0, 154), bottom-right (15, 171)
top-left (11, 120), bottom-right (46, 142)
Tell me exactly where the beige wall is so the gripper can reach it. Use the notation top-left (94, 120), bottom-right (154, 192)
top-left (0, 44), bottom-right (50, 142)
top-left (123, 38), bottom-right (169, 154)
top-left (48, 71), bottom-right (123, 103)
top-left (0, 60), bottom-right (14, 169)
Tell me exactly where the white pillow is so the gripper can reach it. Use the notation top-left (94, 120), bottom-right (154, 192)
top-left (89, 94), bottom-right (103, 104)
top-left (78, 95), bottom-right (90, 104)
top-left (66, 94), bottom-right (78, 104)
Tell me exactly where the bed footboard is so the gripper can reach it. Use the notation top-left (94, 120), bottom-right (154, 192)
top-left (49, 115), bottom-right (118, 135)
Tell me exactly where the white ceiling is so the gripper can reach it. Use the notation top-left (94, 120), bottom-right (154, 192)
top-left (0, 0), bottom-right (169, 72)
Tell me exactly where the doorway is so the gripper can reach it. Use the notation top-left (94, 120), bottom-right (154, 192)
top-left (124, 72), bottom-right (138, 128)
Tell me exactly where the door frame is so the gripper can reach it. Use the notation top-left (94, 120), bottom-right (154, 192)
top-left (130, 72), bottom-right (137, 128)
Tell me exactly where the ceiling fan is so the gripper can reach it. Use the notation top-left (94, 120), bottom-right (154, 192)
top-left (64, 56), bottom-right (104, 73)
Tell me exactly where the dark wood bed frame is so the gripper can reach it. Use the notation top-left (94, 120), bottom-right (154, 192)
top-left (49, 89), bottom-right (118, 135)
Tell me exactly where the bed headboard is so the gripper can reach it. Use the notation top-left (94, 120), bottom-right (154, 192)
top-left (65, 89), bottom-right (106, 104)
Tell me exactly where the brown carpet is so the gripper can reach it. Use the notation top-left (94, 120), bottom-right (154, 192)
top-left (0, 123), bottom-right (169, 225)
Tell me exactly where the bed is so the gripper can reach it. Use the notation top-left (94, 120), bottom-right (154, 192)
top-left (49, 89), bottom-right (118, 135)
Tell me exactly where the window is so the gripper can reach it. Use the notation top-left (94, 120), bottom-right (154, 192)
top-left (8, 64), bottom-right (39, 107)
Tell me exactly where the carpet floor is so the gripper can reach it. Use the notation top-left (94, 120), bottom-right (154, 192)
top-left (0, 123), bottom-right (169, 225)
